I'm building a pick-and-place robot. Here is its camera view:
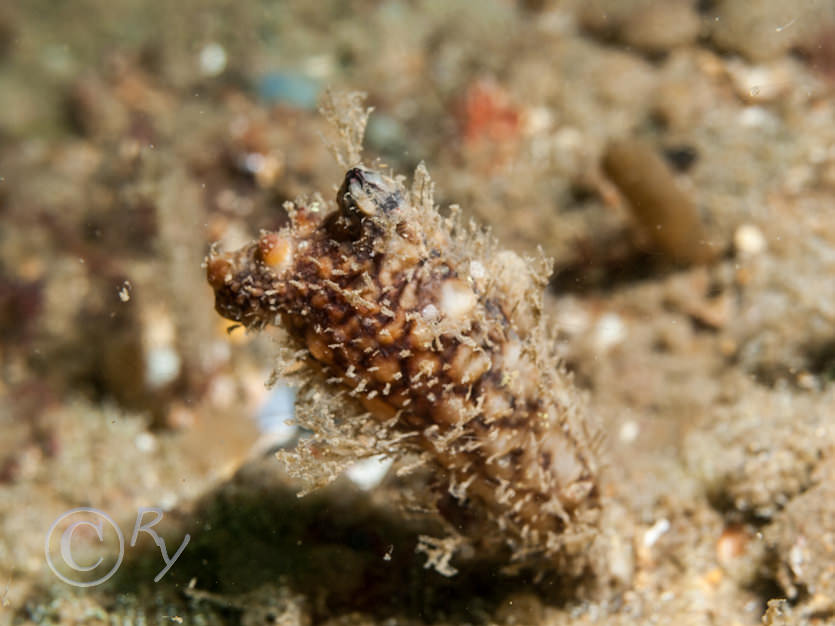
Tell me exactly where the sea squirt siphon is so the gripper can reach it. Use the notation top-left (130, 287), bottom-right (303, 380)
top-left (207, 163), bottom-right (602, 572)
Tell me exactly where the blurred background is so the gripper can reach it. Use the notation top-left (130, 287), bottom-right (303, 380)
top-left (1, 1), bottom-right (835, 624)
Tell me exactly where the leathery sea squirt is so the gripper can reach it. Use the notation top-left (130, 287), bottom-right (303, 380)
top-left (207, 160), bottom-right (603, 573)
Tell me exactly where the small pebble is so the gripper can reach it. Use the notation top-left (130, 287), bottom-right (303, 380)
top-left (199, 43), bottom-right (227, 77)
top-left (738, 106), bottom-right (777, 129)
top-left (302, 54), bottom-right (334, 79)
top-left (619, 420), bottom-right (639, 443)
top-left (135, 431), bottom-right (158, 453)
top-left (796, 372), bottom-right (817, 391)
top-left (118, 280), bottom-right (131, 302)
top-left (716, 525), bottom-right (748, 566)
top-left (256, 72), bottom-right (320, 109)
top-left (643, 518), bottom-right (671, 548)
top-left (733, 224), bottom-right (766, 256)
top-left (710, 0), bottom-right (821, 62)
top-left (146, 346), bottom-right (181, 388)
top-left (621, 0), bottom-right (701, 53)
top-left (727, 61), bottom-right (789, 103)
top-left (594, 312), bottom-right (626, 352)
top-left (158, 492), bottom-right (179, 511)
top-left (523, 106), bottom-right (554, 135)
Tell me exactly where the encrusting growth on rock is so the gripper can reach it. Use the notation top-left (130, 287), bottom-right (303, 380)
top-left (206, 94), bottom-right (602, 573)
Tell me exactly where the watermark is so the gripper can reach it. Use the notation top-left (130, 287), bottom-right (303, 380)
top-left (45, 507), bottom-right (190, 587)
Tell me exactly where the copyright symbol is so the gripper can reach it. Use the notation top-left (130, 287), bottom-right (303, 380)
top-left (44, 508), bottom-right (124, 587)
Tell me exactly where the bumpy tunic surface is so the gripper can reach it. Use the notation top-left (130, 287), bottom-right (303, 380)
top-left (207, 166), bottom-right (601, 566)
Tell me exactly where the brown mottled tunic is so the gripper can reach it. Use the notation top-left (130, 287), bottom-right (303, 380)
top-left (207, 166), bottom-right (601, 565)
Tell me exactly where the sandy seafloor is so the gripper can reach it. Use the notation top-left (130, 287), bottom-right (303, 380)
top-left (2, 1), bottom-right (835, 624)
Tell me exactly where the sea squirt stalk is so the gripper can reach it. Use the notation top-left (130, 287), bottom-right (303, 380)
top-left (207, 164), bottom-right (602, 571)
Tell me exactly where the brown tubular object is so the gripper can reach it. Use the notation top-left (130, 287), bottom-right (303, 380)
top-left (207, 165), bottom-right (602, 571)
top-left (602, 138), bottom-right (716, 265)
